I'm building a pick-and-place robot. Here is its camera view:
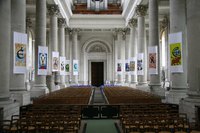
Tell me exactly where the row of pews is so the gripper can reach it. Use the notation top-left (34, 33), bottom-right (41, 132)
top-left (33, 86), bottom-right (93, 105)
top-left (104, 86), bottom-right (161, 104)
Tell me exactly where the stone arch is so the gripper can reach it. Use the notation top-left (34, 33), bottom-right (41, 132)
top-left (82, 37), bottom-right (112, 53)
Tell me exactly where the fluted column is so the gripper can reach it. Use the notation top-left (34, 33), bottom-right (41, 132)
top-left (0, 0), bottom-right (11, 102)
top-left (72, 28), bottom-right (80, 84)
top-left (148, 0), bottom-right (164, 96)
top-left (136, 5), bottom-right (148, 85)
top-left (58, 18), bottom-right (66, 88)
top-left (48, 4), bottom-right (60, 91)
top-left (168, 0), bottom-right (187, 104)
top-left (65, 28), bottom-right (71, 86)
top-left (113, 30), bottom-right (118, 84)
top-left (129, 18), bottom-right (138, 86)
top-left (31, 0), bottom-right (48, 98)
top-left (179, 0), bottom-right (200, 122)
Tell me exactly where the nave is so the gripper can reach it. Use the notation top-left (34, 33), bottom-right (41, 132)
top-left (1, 86), bottom-right (200, 133)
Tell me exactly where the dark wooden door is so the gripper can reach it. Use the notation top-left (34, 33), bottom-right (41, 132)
top-left (91, 62), bottom-right (104, 87)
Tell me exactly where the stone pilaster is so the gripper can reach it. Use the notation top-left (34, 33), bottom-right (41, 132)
top-left (47, 4), bottom-right (60, 92)
top-left (179, 0), bottom-right (200, 122)
top-left (148, 0), bottom-right (164, 96)
top-left (136, 5), bottom-right (148, 87)
top-left (31, 0), bottom-right (49, 98)
top-left (167, 0), bottom-right (187, 104)
top-left (129, 18), bottom-right (138, 87)
top-left (58, 18), bottom-right (66, 88)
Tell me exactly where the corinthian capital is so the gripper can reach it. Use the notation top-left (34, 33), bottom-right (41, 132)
top-left (26, 17), bottom-right (32, 28)
top-left (128, 18), bottom-right (137, 28)
top-left (160, 16), bottom-right (169, 31)
top-left (72, 28), bottom-right (80, 34)
top-left (136, 5), bottom-right (148, 17)
top-left (58, 18), bottom-right (66, 28)
top-left (48, 4), bottom-right (60, 16)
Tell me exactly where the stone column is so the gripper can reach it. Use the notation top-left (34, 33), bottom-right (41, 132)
top-left (48, 4), bottom-right (60, 91)
top-left (148, 0), bottom-right (164, 96)
top-left (113, 30), bottom-right (118, 84)
top-left (129, 18), bottom-right (138, 87)
top-left (72, 28), bottom-right (80, 84)
top-left (179, 0), bottom-right (200, 122)
top-left (136, 5), bottom-right (148, 86)
top-left (10, 0), bottom-right (30, 105)
top-left (65, 28), bottom-right (71, 86)
top-left (125, 28), bottom-right (130, 85)
top-left (117, 28), bottom-right (126, 85)
top-left (0, 0), bottom-right (20, 120)
top-left (58, 18), bottom-right (66, 88)
top-left (31, 0), bottom-right (48, 98)
top-left (167, 0), bottom-right (187, 104)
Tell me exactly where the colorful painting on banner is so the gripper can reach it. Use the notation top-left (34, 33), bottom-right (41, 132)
top-left (52, 51), bottom-right (59, 72)
top-left (169, 32), bottom-right (183, 73)
top-left (65, 60), bottom-right (70, 75)
top-left (148, 46), bottom-right (158, 74)
top-left (117, 63), bottom-right (122, 72)
top-left (137, 53), bottom-right (144, 75)
top-left (125, 60), bottom-right (130, 72)
top-left (13, 32), bottom-right (27, 74)
top-left (60, 57), bottom-right (66, 75)
top-left (170, 43), bottom-right (182, 66)
top-left (38, 46), bottom-right (48, 75)
top-left (129, 57), bottom-right (136, 75)
top-left (130, 61), bottom-right (135, 71)
top-left (73, 60), bottom-right (79, 75)
top-left (15, 43), bottom-right (26, 67)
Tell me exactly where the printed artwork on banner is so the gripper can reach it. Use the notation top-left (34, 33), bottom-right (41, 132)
top-left (137, 59), bottom-right (143, 71)
top-left (52, 51), bottom-right (59, 71)
top-left (149, 53), bottom-right (156, 68)
top-left (39, 53), bottom-right (47, 69)
top-left (15, 43), bottom-right (26, 67)
top-left (60, 57), bottom-right (66, 75)
top-left (74, 63), bottom-right (78, 72)
top-left (170, 43), bottom-right (182, 66)
top-left (53, 57), bottom-right (59, 70)
top-left (65, 61), bottom-right (70, 73)
top-left (73, 60), bottom-right (79, 75)
top-left (129, 61), bottom-right (135, 71)
top-left (125, 62), bottom-right (129, 72)
top-left (117, 63), bottom-right (122, 72)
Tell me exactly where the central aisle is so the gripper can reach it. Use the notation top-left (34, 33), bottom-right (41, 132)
top-left (85, 120), bottom-right (118, 133)
top-left (91, 87), bottom-right (106, 104)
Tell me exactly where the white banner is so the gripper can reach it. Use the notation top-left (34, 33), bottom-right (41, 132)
top-left (52, 51), bottom-right (59, 72)
top-left (38, 46), bottom-right (48, 75)
top-left (148, 46), bottom-right (158, 74)
top-left (129, 57), bottom-right (137, 75)
top-left (13, 32), bottom-right (27, 74)
top-left (125, 60), bottom-right (130, 74)
top-left (117, 60), bottom-right (123, 75)
top-left (169, 32), bottom-right (183, 73)
top-left (65, 60), bottom-right (70, 75)
top-left (137, 53), bottom-right (144, 75)
top-left (60, 57), bottom-right (66, 75)
top-left (73, 60), bottom-right (79, 75)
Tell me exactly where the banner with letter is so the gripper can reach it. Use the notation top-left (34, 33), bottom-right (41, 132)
top-left (38, 46), bottom-right (48, 75)
top-left (137, 53), bottom-right (144, 75)
top-left (169, 32), bottom-right (183, 73)
top-left (65, 60), bottom-right (70, 75)
top-left (73, 60), bottom-right (79, 75)
top-left (59, 57), bottom-right (66, 75)
top-left (117, 60), bottom-right (123, 75)
top-left (148, 46), bottom-right (158, 74)
top-left (13, 32), bottom-right (27, 74)
top-left (129, 57), bottom-right (136, 75)
top-left (125, 60), bottom-right (130, 74)
top-left (52, 51), bottom-right (59, 72)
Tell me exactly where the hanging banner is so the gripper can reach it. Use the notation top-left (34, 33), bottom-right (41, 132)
top-left (129, 57), bottom-right (136, 75)
top-left (52, 51), bottom-right (59, 72)
top-left (169, 32), bottom-right (183, 73)
top-left (38, 46), bottom-right (48, 75)
top-left (65, 60), bottom-right (70, 75)
top-left (125, 60), bottom-right (130, 74)
top-left (137, 53), bottom-right (144, 75)
top-left (73, 60), bottom-right (79, 75)
top-left (59, 57), bottom-right (66, 75)
top-left (148, 46), bottom-right (158, 74)
top-left (117, 60), bottom-right (123, 75)
top-left (13, 32), bottom-right (27, 74)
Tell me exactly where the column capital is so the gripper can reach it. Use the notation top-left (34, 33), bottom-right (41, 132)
top-left (114, 28), bottom-right (128, 40)
top-left (65, 28), bottom-right (72, 35)
top-left (71, 28), bottom-right (80, 34)
top-left (58, 18), bottom-right (66, 28)
top-left (47, 4), bottom-right (60, 16)
top-left (26, 17), bottom-right (32, 28)
top-left (136, 5), bottom-right (148, 17)
top-left (160, 16), bottom-right (169, 31)
top-left (128, 18), bottom-right (137, 28)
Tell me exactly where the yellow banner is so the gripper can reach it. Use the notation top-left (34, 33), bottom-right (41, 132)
top-left (170, 43), bottom-right (182, 66)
